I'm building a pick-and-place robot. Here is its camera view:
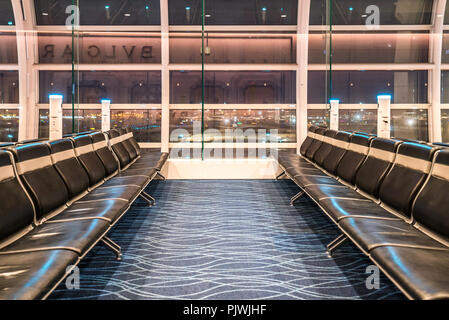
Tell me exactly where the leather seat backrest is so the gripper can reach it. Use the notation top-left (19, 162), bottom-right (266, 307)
top-left (72, 135), bottom-right (106, 187)
top-left (107, 129), bottom-right (131, 169)
top-left (299, 126), bottom-right (317, 157)
top-left (313, 129), bottom-right (338, 167)
top-left (305, 127), bottom-right (326, 160)
top-left (48, 139), bottom-right (90, 200)
top-left (10, 143), bottom-right (69, 222)
top-left (0, 150), bottom-right (35, 244)
top-left (118, 128), bottom-right (138, 160)
top-left (378, 142), bottom-right (437, 219)
top-left (90, 132), bottom-right (119, 177)
top-left (336, 134), bottom-right (371, 185)
top-left (412, 149), bottom-right (449, 238)
top-left (126, 127), bottom-right (141, 156)
top-left (355, 138), bottom-right (401, 198)
top-left (322, 131), bottom-right (351, 175)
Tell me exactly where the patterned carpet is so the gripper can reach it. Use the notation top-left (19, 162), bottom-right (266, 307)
top-left (50, 180), bottom-right (405, 300)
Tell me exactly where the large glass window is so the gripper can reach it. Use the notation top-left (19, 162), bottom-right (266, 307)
top-left (34, 0), bottom-right (161, 25)
top-left (39, 71), bottom-right (161, 104)
top-left (38, 109), bottom-right (102, 138)
top-left (307, 109), bottom-right (328, 127)
top-left (442, 110), bottom-right (449, 143)
top-left (0, 0), bottom-right (15, 25)
top-left (111, 109), bottom-right (161, 142)
top-left (0, 109), bottom-right (19, 142)
top-left (391, 109), bottom-right (428, 141)
top-left (0, 71), bottom-right (19, 104)
top-left (310, 0), bottom-right (433, 25)
top-left (309, 31), bottom-right (429, 64)
top-left (339, 109), bottom-right (377, 134)
top-left (309, 71), bottom-right (428, 104)
top-left (0, 32), bottom-right (18, 64)
top-left (170, 32), bottom-right (296, 64)
top-left (169, 0), bottom-right (298, 25)
top-left (170, 109), bottom-right (295, 143)
top-left (170, 71), bottom-right (296, 104)
top-left (38, 32), bottom-right (161, 64)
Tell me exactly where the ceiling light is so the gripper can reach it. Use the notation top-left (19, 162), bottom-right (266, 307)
top-left (42, 12), bottom-right (49, 16)
top-left (124, 13), bottom-right (131, 17)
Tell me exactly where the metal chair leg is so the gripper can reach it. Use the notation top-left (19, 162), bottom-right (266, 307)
top-left (327, 235), bottom-right (348, 257)
top-left (141, 191), bottom-right (156, 206)
top-left (101, 237), bottom-right (122, 260)
top-left (156, 171), bottom-right (166, 181)
top-left (276, 171), bottom-right (286, 180)
top-left (290, 191), bottom-right (304, 206)
top-left (139, 193), bottom-right (153, 207)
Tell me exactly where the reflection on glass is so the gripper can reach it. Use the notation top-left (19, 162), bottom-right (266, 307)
top-left (391, 109), bottom-right (428, 141)
top-left (310, 0), bottom-right (433, 25)
top-left (307, 109), bottom-right (328, 127)
top-left (34, 0), bottom-right (161, 25)
top-left (38, 33), bottom-right (161, 64)
top-left (39, 71), bottom-right (161, 104)
top-left (0, 33), bottom-right (18, 64)
top-left (111, 110), bottom-right (161, 142)
top-left (339, 109), bottom-right (377, 134)
top-left (170, 32), bottom-right (296, 64)
top-left (309, 71), bottom-right (428, 104)
top-left (309, 32), bottom-right (429, 64)
top-left (0, 109), bottom-right (19, 142)
top-left (170, 109), bottom-right (296, 143)
top-left (169, 0), bottom-right (298, 25)
top-left (170, 71), bottom-right (296, 104)
top-left (0, 71), bottom-right (19, 104)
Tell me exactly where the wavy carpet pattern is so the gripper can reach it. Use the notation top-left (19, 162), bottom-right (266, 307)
top-left (51, 180), bottom-right (404, 300)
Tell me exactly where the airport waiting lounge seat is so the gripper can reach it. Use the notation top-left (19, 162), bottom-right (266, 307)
top-left (0, 129), bottom-right (168, 299)
top-left (276, 125), bottom-right (449, 300)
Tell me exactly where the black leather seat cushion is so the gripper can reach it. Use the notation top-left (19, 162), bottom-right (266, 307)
top-left (371, 246), bottom-right (449, 300)
top-left (305, 184), bottom-right (367, 202)
top-left (0, 250), bottom-right (79, 300)
top-left (82, 185), bottom-right (142, 203)
top-left (49, 199), bottom-right (129, 224)
top-left (338, 218), bottom-right (447, 254)
top-left (293, 174), bottom-right (341, 188)
top-left (103, 174), bottom-right (151, 188)
top-left (319, 197), bottom-right (395, 222)
top-left (0, 219), bottom-right (110, 256)
top-left (285, 165), bottom-right (323, 178)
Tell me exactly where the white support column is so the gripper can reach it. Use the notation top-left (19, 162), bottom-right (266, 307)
top-left (12, 0), bottom-right (38, 141)
top-left (377, 95), bottom-right (392, 139)
top-left (101, 99), bottom-right (111, 132)
top-left (49, 94), bottom-right (63, 140)
top-left (329, 99), bottom-right (339, 130)
top-left (160, 0), bottom-right (170, 152)
top-left (297, 0), bottom-right (311, 155)
top-left (429, 0), bottom-right (446, 142)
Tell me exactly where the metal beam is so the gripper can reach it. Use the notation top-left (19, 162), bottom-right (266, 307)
top-left (11, 0), bottom-right (38, 141)
top-left (160, 0), bottom-right (169, 153)
top-left (429, 0), bottom-right (447, 143)
top-left (297, 0), bottom-right (311, 154)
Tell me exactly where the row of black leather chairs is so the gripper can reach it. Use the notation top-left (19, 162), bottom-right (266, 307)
top-left (276, 125), bottom-right (449, 300)
top-left (0, 128), bottom-right (168, 300)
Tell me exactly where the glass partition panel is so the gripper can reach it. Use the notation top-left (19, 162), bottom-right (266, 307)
top-left (442, 110), bottom-right (449, 143)
top-left (0, 32), bottom-right (18, 64)
top-left (307, 109), bottom-right (328, 127)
